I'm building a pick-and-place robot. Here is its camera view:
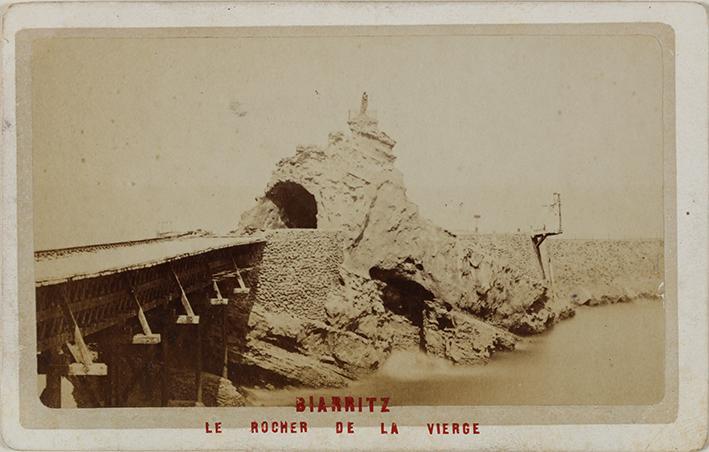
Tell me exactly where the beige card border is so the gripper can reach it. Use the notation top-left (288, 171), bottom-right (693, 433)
top-left (1, 1), bottom-right (707, 451)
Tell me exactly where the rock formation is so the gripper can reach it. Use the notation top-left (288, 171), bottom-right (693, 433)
top-left (169, 370), bottom-right (247, 407)
top-left (232, 97), bottom-right (572, 388)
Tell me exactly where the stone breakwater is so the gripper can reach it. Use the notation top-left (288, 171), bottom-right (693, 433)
top-left (458, 234), bottom-right (664, 306)
top-left (546, 237), bottom-right (664, 305)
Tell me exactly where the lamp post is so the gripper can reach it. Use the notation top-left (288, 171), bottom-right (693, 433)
top-left (473, 214), bottom-right (481, 234)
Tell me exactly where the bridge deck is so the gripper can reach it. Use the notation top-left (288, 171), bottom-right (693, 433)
top-left (35, 234), bottom-right (265, 287)
top-left (34, 234), bottom-right (266, 353)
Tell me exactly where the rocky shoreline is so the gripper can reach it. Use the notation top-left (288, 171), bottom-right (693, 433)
top-left (217, 107), bottom-right (664, 402)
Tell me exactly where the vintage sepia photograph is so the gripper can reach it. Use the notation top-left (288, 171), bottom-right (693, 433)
top-left (26, 25), bottom-right (672, 413)
top-left (3, 0), bottom-right (708, 448)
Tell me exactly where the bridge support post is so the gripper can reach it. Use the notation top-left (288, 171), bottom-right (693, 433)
top-left (104, 338), bottom-right (116, 407)
top-left (125, 275), bottom-right (161, 345)
top-left (208, 278), bottom-right (230, 379)
top-left (160, 308), bottom-right (174, 407)
top-left (39, 349), bottom-right (63, 408)
top-left (170, 267), bottom-right (200, 325)
top-left (221, 304), bottom-right (229, 379)
top-left (196, 315), bottom-right (203, 404)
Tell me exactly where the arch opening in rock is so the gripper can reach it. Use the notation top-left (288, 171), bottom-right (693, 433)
top-left (369, 266), bottom-right (435, 350)
top-left (265, 181), bottom-right (318, 228)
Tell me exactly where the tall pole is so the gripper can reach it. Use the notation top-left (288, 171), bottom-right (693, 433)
top-left (555, 193), bottom-right (562, 233)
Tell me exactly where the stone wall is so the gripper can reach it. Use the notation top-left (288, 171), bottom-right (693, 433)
top-left (458, 233), bottom-right (664, 305)
top-left (458, 233), bottom-right (541, 279)
top-left (547, 238), bottom-right (664, 304)
top-left (251, 229), bottom-right (344, 323)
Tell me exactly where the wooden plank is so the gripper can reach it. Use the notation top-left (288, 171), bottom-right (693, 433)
top-left (132, 334), bottom-right (161, 345)
top-left (67, 362), bottom-right (107, 376)
top-left (209, 280), bottom-right (228, 306)
top-left (176, 315), bottom-right (200, 325)
top-left (170, 268), bottom-right (196, 318)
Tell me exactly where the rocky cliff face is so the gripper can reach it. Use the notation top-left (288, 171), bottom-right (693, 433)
top-left (234, 105), bottom-right (565, 388)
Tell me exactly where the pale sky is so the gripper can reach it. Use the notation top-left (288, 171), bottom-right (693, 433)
top-left (30, 31), bottom-right (665, 250)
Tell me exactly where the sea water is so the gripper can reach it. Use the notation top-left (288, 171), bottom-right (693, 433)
top-left (248, 298), bottom-right (665, 406)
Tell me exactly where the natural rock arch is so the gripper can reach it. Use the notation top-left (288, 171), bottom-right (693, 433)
top-left (265, 181), bottom-right (318, 229)
top-left (369, 265), bottom-right (436, 350)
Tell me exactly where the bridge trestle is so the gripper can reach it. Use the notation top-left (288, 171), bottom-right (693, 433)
top-left (36, 241), bottom-right (263, 408)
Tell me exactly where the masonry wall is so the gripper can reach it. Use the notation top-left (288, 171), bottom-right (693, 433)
top-left (251, 229), bottom-right (344, 322)
top-left (458, 233), bottom-right (664, 303)
top-left (458, 233), bottom-right (542, 279)
top-left (546, 238), bottom-right (664, 303)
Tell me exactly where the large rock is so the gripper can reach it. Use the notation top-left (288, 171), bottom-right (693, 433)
top-left (233, 301), bottom-right (391, 387)
top-left (168, 370), bottom-right (246, 407)
top-left (234, 99), bottom-right (559, 387)
top-left (239, 105), bottom-right (552, 331)
top-left (422, 300), bottom-right (518, 365)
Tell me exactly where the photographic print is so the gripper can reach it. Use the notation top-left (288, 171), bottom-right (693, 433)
top-left (1, 2), bottom-right (706, 450)
top-left (31, 26), bottom-right (668, 410)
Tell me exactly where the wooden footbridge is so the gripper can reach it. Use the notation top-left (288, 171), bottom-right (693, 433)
top-left (35, 232), bottom-right (265, 408)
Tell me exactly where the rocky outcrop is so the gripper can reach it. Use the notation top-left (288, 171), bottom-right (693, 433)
top-left (234, 267), bottom-right (520, 388)
top-left (229, 98), bottom-right (665, 393)
top-left (240, 108), bottom-right (554, 318)
top-left (168, 370), bottom-right (246, 407)
top-left (421, 300), bottom-right (518, 365)
top-left (233, 101), bottom-right (555, 388)
top-left (232, 269), bottom-right (394, 387)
